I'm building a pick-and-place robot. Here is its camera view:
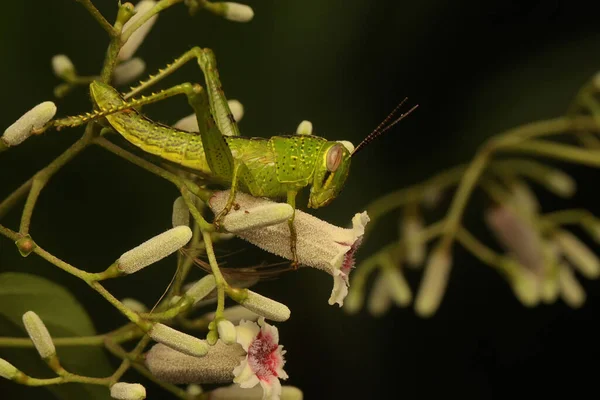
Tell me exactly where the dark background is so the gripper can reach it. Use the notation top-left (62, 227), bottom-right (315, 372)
top-left (2, 0), bottom-right (600, 399)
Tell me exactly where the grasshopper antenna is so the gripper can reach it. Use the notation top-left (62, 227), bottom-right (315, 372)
top-left (352, 98), bottom-right (419, 156)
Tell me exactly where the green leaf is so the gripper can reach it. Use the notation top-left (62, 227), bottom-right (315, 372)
top-left (0, 272), bottom-right (113, 400)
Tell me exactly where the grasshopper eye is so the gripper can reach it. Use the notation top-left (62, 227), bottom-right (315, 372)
top-left (326, 144), bottom-right (343, 172)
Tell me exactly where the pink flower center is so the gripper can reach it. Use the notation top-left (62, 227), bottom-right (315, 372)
top-left (340, 237), bottom-right (363, 278)
top-left (248, 330), bottom-right (280, 381)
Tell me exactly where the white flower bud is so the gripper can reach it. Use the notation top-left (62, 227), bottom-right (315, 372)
top-left (582, 217), bottom-right (600, 243)
top-left (121, 298), bottom-right (148, 313)
top-left (240, 290), bottom-right (290, 322)
top-left (228, 99), bottom-right (244, 122)
top-left (186, 384), bottom-right (203, 396)
top-left (383, 267), bottom-right (412, 307)
top-left (184, 275), bottom-right (217, 304)
top-left (342, 287), bottom-right (364, 315)
top-left (118, 1), bottom-right (158, 61)
top-left (218, 203), bottom-right (294, 233)
top-left (172, 196), bottom-right (190, 227)
top-left (203, 305), bottom-right (260, 324)
top-left (173, 113), bottom-right (199, 132)
top-left (511, 267), bottom-right (540, 307)
top-left (117, 226), bottom-right (192, 274)
top-left (217, 319), bottom-right (237, 344)
top-left (402, 215), bottom-right (425, 267)
top-left (149, 323), bottom-right (209, 357)
top-left (509, 181), bottom-right (539, 217)
top-left (559, 264), bottom-right (586, 308)
top-left (0, 358), bottom-right (18, 380)
top-left (113, 58), bottom-right (146, 85)
top-left (51, 54), bottom-right (75, 78)
top-left (296, 120), bottom-right (313, 135)
top-left (223, 2), bottom-right (254, 22)
top-left (414, 247), bottom-right (452, 317)
top-left (593, 70), bottom-right (600, 91)
top-left (145, 342), bottom-right (245, 384)
top-left (554, 230), bottom-right (600, 279)
top-left (110, 382), bottom-right (147, 400)
top-left (22, 311), bottom-right (55, 359)
top-left (367, 272), bottom-right (392, 317)
top-left (210, 384), bottom-right (303, 400)
top-left (337, 140), bottom-right (355, 153)
top-left (2, 102), bottom-right (57, 147)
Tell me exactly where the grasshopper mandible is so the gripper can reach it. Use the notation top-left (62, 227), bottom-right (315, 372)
top-left (51, 47), bottom-right (417, 267)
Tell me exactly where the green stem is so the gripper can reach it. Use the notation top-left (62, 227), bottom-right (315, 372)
top-left (202, 230), bottom-right (227, 318)
top-left (89, 282), bottom-right (151, 331)
top-left (501, 140), bottom-right (600, 167)
top-left (455, 227), bottom-right (502, 266)
top-left (0, 179), bottom-right (32, 220)
top-left (76, 0), bottom-right (117, 36)
top-left (121, 0), bottom-right (184, 43)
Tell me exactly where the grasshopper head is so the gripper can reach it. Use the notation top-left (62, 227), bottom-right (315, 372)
top-left (308, 141), bottom-right (353, 208)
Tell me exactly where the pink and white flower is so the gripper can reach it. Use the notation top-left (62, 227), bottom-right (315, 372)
top-left (233, 318), bottom-right (288, 400)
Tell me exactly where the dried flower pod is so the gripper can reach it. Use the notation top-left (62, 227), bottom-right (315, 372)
top-left (22, 311), bottom-right (55, 359)
top-left (2, 102), bottom-right (56, 147)
top-left (117, 226), bottom-right (192, 274)
top-left (110, 382), bottom-right (147, 400)
top-left (149, 323), bottom-right (209, 357)
top-left (145, 341), bottom-right (245, 384)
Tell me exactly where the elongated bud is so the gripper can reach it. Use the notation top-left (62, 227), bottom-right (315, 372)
top-left (581, 217), bottom-right (600, 243)
top-left (110, 382), bottom-right (146, 400)
top-left (228, 99), bottom-right (244, 122)
top-left (240, 290), bottom-right (290, 322)
top-left (117, 226), bottom-right (192, 274)
top-left (383, 266), bottom-right (412, 307)
top-left (22, 311), bottom-right (55, 359)
top-left (184, 275), bottom-right (217, 304)
top-left (554, 230), bottom-right (600, 279)
top-left (507, 261), bottom-right (540, 307)
top-left (187, 384), bottom-right (203, 396)
top-left (559, 264), bottom-right (586, 308)
top-left (118, 1), bottom-right (158, 61)
top-left (149, 323), bottom-right (209, 357)
top-left (51, 54), bottom-right (75, 78)
top-left (217, 202), bottom-right (294, 233)
top-left (0, 358), bottom-right (19, 380)
top-left (122, 298), bottom-right (148, 313)
top-left (204, 2), bottom-right (254, 22)
top-left (210, 384), bottom-right (303, 400)
top-left (296, 120), bottom-right (313, 135)
top-left (414, 246), bottom-right (452, 317)
top-left (203, 305), bottom-right (260, 324)
top-left (367, 272), bottom-right (392, 317)
top-left (114, 58), bottom-right (146, 85)
top-left (402, 214), bottom-right (426, 267)
top-left (172, 196), bottom-right (190, 227)
top-left (509, 181), bottom-right (539, 216)
top-left (146, 341), bottom-right (245, 383)
top-left (173, 114), bottom-right (199, 132)
top-left (2, 102), bottom-right (56, 147)
top-left (217, 320), bottom-right (237, 344)
top-left (545, 171), bottom-right (576, 197)
top-left (342, 287), bottom-right (364, 315)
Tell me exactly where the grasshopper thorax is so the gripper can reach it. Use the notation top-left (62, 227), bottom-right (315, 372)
top-left (308, 141), bottom-right (352, 209)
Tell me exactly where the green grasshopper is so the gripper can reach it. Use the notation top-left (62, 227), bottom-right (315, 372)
top-left (52, 47), bottom-right (417, 266)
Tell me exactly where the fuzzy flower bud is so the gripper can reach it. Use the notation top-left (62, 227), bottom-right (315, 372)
top-left (113, 57), bottom-right (146, 85)
top-left (203, 305), bottom-right (260, 324)
top-left (51, 54), bottom-right (75, 78)
top-left (145, 341), bottom-right (245, 384)
top-left (554, 229), bottom-right (600, 279)
top-left (217, 319), bottom-right (237, 344)
top-left (240, 290), bottom-right (291, 322)
top-left (121, 298), bottom-right (148, 313)
top-left (184, 275), bottom-right (217, 304)
top-left (414, 246), bottom-right (452, 317)
top-left (187, 384), bottom-right (203, 396)
top-left (210, 190), bottom-right (369, 306)
top-left (110, 382), bottom-right (147, 400)
top-left (174, 99), bottom-right (244, 132)
top-left (296, 120), bottom-right (313, 135)
top-left (204, 2), bottom-right (254, 22)
top-left (172, 196), bottom-right (190, 227)
top-left (210, 384), bottom-right (303, 400)
top-left (218, 202), bottom-right (294, 233)
top-left (545, 171), bottom-right (576, 197)
top-left (342, 287), bottom-right (364, 315)
top-left (367, 272), bottom-right (392, 317)
top-left (117, 226), bottom-right (192, 274)
top-left (2, 102), bottom-right (57, 147)
top-left (118, 1), bottom-right (158, 61)
top-left (0, 358), bottom-right (19, 380)
top-left (22, 311), bottom-right (55, 359)
top-left (149, 323), bottom-right (209, 357)
top-left (402, 214), bottom-right (426, 267)
top-left (559, 263), bottom-right (586, 308)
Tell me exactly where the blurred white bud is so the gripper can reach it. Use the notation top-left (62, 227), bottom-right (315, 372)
top-left (559, 263), bottom-right (586, 308)
top-left (172, 196), bottom-right (190, 227)
top-left (296, 120), bottom-right (313, 135)
top-left (117, 226), bottom-right (192, 274)
top-left (118, 1), bottom-right (158, 61)
top-left (186, 384), bottom-right (203, 396)
top-left (367, 272), bottom-right (392, 317)
top-left (113, 58), bottom-right (146, 85)
top-left (554, 230), bottom-right (600, 279)
top-left (228, 99), bottom-right (244, 122)
top-left (51, 54), bottom-right (75, 78)
top-left (545, 171), bottom-right (576, 197)
top-left (2, 102), bottom-right (57, 147)
top-left (223, 2), bottom-right (254, 22)
top-left (402, 214), bottom-right (426, 267)
top-left (22, 311), bottom-right (55, 359)
top-left (217, 319), bottom-right (237, 344)
top-left (0, 358), bottom-right (19, 380)
top-left (121, 298), bottom-right (148, 313)
top-left (173, 114), bottom-right (199, 132)
top-left (110, 382), bottom-right (147, 400)
top-left (414, 246), bottom-right (452, 317)
top-left (210, 384), bottom-right (303, 400)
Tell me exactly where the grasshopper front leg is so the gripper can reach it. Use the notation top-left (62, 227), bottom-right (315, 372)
top-left (287, 190), bottom-right (300, 269)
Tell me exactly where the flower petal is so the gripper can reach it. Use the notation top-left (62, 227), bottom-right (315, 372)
top-left (233, 359), bottom-right (260, 388)
top-left (236, 319), bottom-right (260, 351)
top-left (259, 376), bottom-right (282, 400)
